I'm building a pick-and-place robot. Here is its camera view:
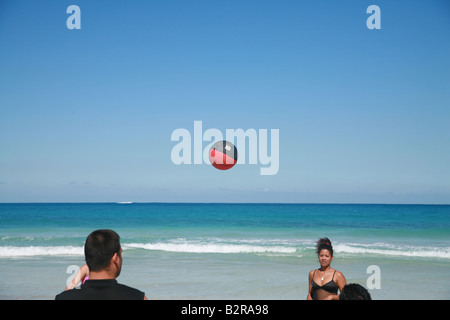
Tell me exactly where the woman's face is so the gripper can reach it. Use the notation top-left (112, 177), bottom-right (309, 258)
top-left (318, 249), bottom-right (333, 268)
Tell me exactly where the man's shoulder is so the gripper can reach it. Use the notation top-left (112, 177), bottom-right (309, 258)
top-left (55, 280), bottom-right (145, 300)
top-left (55, 288), bottom-right (83, 300)
top-left (114, 282), bottom-right (145, 299)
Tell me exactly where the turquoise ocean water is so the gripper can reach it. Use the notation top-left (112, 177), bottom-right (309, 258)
top-left (0, 203), bottom-right (449, 299)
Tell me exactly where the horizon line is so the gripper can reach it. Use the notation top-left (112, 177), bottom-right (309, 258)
top-left (0, 201), bottom-right (449, 206)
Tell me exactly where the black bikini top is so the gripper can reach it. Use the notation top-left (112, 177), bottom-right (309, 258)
top-left (311, 270), bottom-right (338, 300)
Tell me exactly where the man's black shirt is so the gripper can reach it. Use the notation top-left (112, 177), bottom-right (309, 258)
top-left (55, 279), bottom-right (145, 300)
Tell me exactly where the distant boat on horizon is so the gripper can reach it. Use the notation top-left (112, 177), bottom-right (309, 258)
top-left (117, 202), bottom-right (133, 204)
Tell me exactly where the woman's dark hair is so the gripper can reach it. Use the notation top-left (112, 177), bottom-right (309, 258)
top-left (315, 237), bottom-right (333, 257)
top-left (84, 229), bottom-right (121, 271)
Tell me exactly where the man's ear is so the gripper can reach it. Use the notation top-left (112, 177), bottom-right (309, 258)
top-left (111, 253), bottom-right (120, 265)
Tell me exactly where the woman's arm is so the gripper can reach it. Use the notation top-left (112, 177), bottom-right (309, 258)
top-left (334, 271), bottom-right (347, 300)
top-left (65, 264), bottom-right (89, 290)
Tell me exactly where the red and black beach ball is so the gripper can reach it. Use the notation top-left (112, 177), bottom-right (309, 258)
top-left (209, 140), bottom-right (238, 170)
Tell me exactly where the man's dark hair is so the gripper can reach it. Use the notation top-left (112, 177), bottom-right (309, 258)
top-left (84, 229), bottom-right (121, 271)
top-left (339, 283), bottom-right (372, 300)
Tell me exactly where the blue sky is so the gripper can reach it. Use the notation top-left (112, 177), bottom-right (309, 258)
top-left (0, 0), bottom-right (449, 203)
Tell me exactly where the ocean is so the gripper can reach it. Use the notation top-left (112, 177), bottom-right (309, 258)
top-left (0, 203), bottom-right (449, 300)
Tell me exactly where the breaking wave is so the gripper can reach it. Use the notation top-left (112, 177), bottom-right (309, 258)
top-left (0, 246), bottom-right (83, 257)
top-left (0, 240), bottom-right (448, 259)
top-left (124, 242), bottom-right (297, 254)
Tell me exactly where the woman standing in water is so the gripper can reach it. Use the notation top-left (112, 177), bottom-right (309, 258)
top-left (307, 238), bottom-right (346, 300)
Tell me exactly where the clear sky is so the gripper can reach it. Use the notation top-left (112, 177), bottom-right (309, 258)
top-left (0, 0), bottom-right (449, 203)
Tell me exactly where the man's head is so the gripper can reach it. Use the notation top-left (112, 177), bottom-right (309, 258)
top-left (339, 283), bottom-right (372, 300)
top-left (84, 229), bottom-right (123, 277)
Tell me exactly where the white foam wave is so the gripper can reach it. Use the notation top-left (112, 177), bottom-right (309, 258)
top-left (1, 241), bottom-right (448, 259)
top-left (0, 246), bottom-right (83, 257)
top-left (334, 244), bottom-right (450, 259)
top-left (124, 242), bottom-right (297, 254)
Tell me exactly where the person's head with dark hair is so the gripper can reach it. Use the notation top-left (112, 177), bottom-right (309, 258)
top-left (339, 283), bottom-right (372, 300)
top-left (84, 229), bottom-right (122, 277)
top-left (316, 237), bottom-right (333, 257)
top-left (56, 229), bottom-right (147, 300)
top-left (316, 237), bottom-right (334, 270)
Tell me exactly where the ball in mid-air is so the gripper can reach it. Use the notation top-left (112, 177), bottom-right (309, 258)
top-left (208, 140), bottom-right (238, 170)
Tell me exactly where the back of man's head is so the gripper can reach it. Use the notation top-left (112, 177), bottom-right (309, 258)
top-left (339, 283), bottom-right (372, 300)
top-left (85, 229), bottom-right (121, 272)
